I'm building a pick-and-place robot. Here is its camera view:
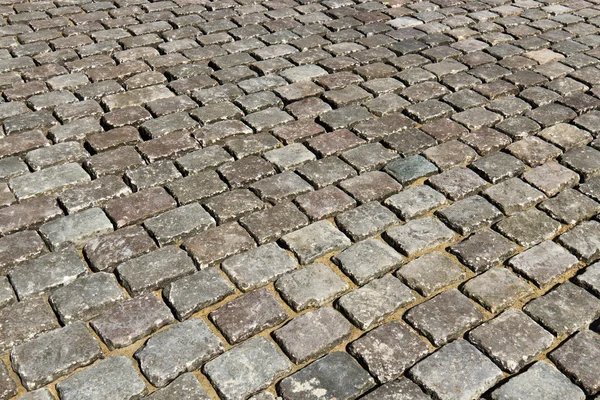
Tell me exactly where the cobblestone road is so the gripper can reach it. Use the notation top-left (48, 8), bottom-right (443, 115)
top-left (0, 0), bottom-right (599, 398)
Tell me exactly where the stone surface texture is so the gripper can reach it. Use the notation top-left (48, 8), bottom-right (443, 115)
top-left (0, 0), bottom-right (598, 398)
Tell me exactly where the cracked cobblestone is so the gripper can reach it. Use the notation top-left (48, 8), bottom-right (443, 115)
top-left (0, 0), bottom-right (600, 398)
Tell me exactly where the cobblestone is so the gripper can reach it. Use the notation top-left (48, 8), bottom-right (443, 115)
top-left (3, 0), bottom-right (600, 396)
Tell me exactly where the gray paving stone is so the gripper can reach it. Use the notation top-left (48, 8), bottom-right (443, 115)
top-left (0, 277), bottom-right (15, 311)
top-left (557, 220), bottom-right (600, 263)
top-left (50, 272), bottom-right (126, 324)
top-left (11, 321), bottom-right (103, 390)
top-left (384, 185), bottom-right (448, 221)
top-left (221, 243), bottom-right (298, 291)
top-left (470, 153), bottom-right (526, 184)
top-left (9, 246), bottom-right (88, 300)
top-left (561, 146), bottom-right (600, 179)
top-left (349, 320), bottom-right (429, 384)
top-left (384, 217), bottom-right (456, 257)
top-left (240, 202), bottom-right (309, 245)
top-left (463, 267), bottom-right (534, 312)
top-left (483, 178), bottom-right (546, 215)
top-left (576, 261), bottom-right (600, 297)
top-left (0, 296), bottom-right (60, 353)
top-left (436, 195), bottom-right (503, 235)
top-left (397, 252), bottom-right (466, 297)
top-left (491, 361), bottom-right (586, 400)
top-left (508, 241), bottom-right (579, 288)
top-left (360, 379), bottom-right (430, 400)
top-left (496, 209), bottom-right (562, 248)
top-left (281, 220), bottom-right (350, 264)
top-left (136, 318), bottom-right (224, 387)
top-left (204, 337), bottom-right (291, 400)
top-left (17, 388), bottom-right (55, 400)
top-left (335, 202), bottom-right (399, 242)
top-left (524, 281), bottom-right (600, 336)
top-left (522, 162), bottom-right (580, 197)
top-left (56, 356), bottom-right (148, 400)
top-left (91, 293), bottom-right (174, 349)
top-left (145, 373), bottom-right (210, 400)
top-left (384, 156), bottom-right (438, 186)
top-left (406, 289), bottom-right (485, 347)
top-left (469, 309), bottom-right (554, 373)
top-left (143, 202), bottom-right (216, 245)
top-left (296, 156), bottom-right (357, 189)
top-left (84, 226), bottom-right (157, 272)
top-left (278, 352), bottom-right (375, 400)
top-left (338, 274), bottom-right (415, 330)
top-left (9, 162), bottom-right (90, 200)
top-left (275, 262), bottom-right (349, 311)
top-left (549, 330), bottom-right (600, 395)
top-left (539, 188), bottom-right (600, 225)
top-left (332, 239), bottom-right (403, 285)
top-left (39, 208), bottom-right (114, 250)
top-left (210, 288), bottom-right (288, 344)
top-left (273, 306), bottom-right (352, 364)
top-left (428, 167), bottom-right (488, 201)
top-left (409, 339), bottom-right (503, 400)
top-left (184, 222), bottom-right (256, 269)
top-left (165, 268), bottom-right (234, 321)
top-left (117, 246), bottom-right (196, 295)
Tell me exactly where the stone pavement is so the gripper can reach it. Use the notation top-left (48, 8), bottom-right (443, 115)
top-left (0, 0), bottom-right (600, 398)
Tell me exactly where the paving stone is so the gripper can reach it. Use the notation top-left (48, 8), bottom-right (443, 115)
top-left (340, 143), bottom-right (398, 174)
top-left (385, 217), bottom-right (456, 257)
top-left (561, 146), bottom-right (600, 179)
top-left (167, 171), bottom-right (229, 205)
top-left (437, 195), bottom-right (503, 235)
top-left (0, 278), bottom-right (15, 311)
top-left (384, 156), bottom-right (438, 186)
top-left (522, 162), bottom-right (580, 197)
top-left (49, 272), bottom-right (126, 324)
top-left (524, 281), bottom-right (600, 336)
top-left (143, 203), bottom-right (215, 245)
top-left (39, 208), bottom-right (114, 251)
top-left (145, 373), bottom-right (210, 400)
top-left (204, 337), bottom-right (291, 400)
top-left (491, 361), bottom-right (585, 400)
top-left (397, 251), bottom-right (466, 297)
top-left (469, 309), bottom-right (554, 373)
top-left (409, 339), bottom-right (503, 400)
top-left (273, 306), bottom-right (352, 364)
top-left (263, 143), bottom-right (315, 171)
top-left (9, 162), bottom-right (90, 200)
top-left (240, 202), bottom-right (309, 245)
top-left (349, 321), bottom-right (429, 384)
top-left (0, 296), bottom-right (59, 353)
top-left (539, 123), bottom-right (592, 151)
top-left (557, 220), bottom-right (600, 263)
top-left (0, 195), bottom-right (62, 237)
top-left (295, 186), bottom-right (356, 221)
top-left (496, 209), bottom-right (562, 248)
top-left (540, 188), bottom-right (600, 225)
top-left (165, 267), bottom-right (234, 321)
top-left (470, 153), bottom-right (526, 184)
top-left (90, 293), bottom-right (174, 349)
top-left (204, 189), bottom-right (266, 223)
top-left (105, 187), bottom-right (176, 228)
top-left (17, 388), bottom-right (54, 400)
top-left (56, 356), bottom-right (148, 400)
top-left (175, 146), bottom-right (233, 175)
top-left (296, 156), bottom-right (357, 189)
top-left (222, 243), bottom-right (298, 291)
top-left (11, 321), bottom-right (103, 390)
top-left (463, 267), bottom-right (534, 312)
top-left (549, 330), bottom-right (600, 395)
top-left (428, 167), bottom-right (488, 201)
top-left (0, 231), bottom-right (48, 275)
top-left (117, 246), bottom-right (196, 295)
top-left (384, 185), bottom-right (448, 221)
top-left (136, 318), bottom-right (223, 387)
top-left (250, 171), bottom-right (313, 204)
top-left (218, 156), bottom-right (276, 189)
top-left (408, 288), bottom-right (485, 347)
top-left (281, 220), bottom-right (350, 264)
top-left (483, 178), bottom-right (546, 215)
top-left (278, 352), bottom-right (375, 400)
top-left (338, 274), bottom-right (415, 329)
top-left (506, 136), bottom-right (562, 167)
top-left (360, 379), bottom-right (430, 400)
top-left (577, 261), bottom-right (600, 297)
top-left (9, 246), bottom-right (87, 300)
top-left (59, 175), bottom-right (132, 214)
top-left (210, 288), bottom-right (288, 344)
top-left (335, 202), bottom-right (399, 242)
top-left (275, 262), bottom-right (349, 311)
top-left (450, 229), bottom-right (518, 273)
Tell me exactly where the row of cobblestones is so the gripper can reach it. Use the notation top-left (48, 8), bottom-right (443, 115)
top-left (0, 0), bottom-right (599, 398)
